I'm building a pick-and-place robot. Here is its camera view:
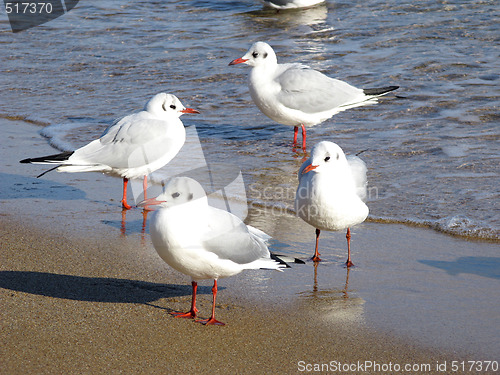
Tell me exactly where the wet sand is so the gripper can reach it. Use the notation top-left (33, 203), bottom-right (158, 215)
top-left (0, 219), bottom-right (460, 374)
top-left (1, 118), bottom-right (499, 374)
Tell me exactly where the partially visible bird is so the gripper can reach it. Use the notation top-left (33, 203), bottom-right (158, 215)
top-left (295, 141), bottom-right (369, 266)
top-left (260, 0), bottom-right (325, 10)
top-left (229, 41), bottom-right (398, 150)
top-left (140, 177), bottom-right (286, 325)
top-left (20, 93), bottom-right (199, 209)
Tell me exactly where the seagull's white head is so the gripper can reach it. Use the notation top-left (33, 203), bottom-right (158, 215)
top-left (144, 93), bottom-right (199, 118)
top-left (229, 41), bottom-right (278, 68)
top-left (299, 141), bottom-right (349, 176)
top-left (139, 176), bottom-right (208, 209)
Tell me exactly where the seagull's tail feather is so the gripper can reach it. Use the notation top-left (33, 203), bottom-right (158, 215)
top-left (56, 164), bottom-right (111, 173)
top-left (363, 86), bottom-right (399, 97)
top-left (253, 257), bottom-right (287, 272)
top-left (20, 151), bottom-right (110, 177)
top-left (36, 165), bottom-right (60, 178)
top-left (270, 253), bottom-right (306, 268)
top-left (20, 151), bottom-right (75, 178)
top-left (336, 86), bottom-right (399, 112)
top-left (20, 151), bottom-right (74, 164)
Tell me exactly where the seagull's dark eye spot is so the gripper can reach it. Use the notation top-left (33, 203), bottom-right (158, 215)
top-left (252, 51), bottom-right (259, 58)
top-left (187, 193), bottom-right (194, 201)
top-left (162, 103), bottom-right (167, 111)
top-left (324, 156), bottom-right (330, 162)
top-left (172, 192), bottom-right (180, 198)
top-left (170, 104), bottom-right (176, 110)
top-left (263, 52), bottom-right (268, 58)
top-left (336, 153), bottom-right (340, 160)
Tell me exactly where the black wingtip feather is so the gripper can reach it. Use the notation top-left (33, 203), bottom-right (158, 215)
top-left (36, 165), bottom-right (60, 178)
top-left (271, 253), bottom-right (306, 268)
top-left (20, 151), bottom-right (74, 164)
top-left (363, 85), bottom-right (399, 96)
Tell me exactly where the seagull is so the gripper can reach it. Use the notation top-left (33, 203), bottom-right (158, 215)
top-left (20, 93), bottom-right (199, 209)
top-left (260, 0), bottom-right (325, 9)
top-left (140, 176), bottom-right (286, 325)
top-left (229, 42), bottom-right (398, 150)
top-left (295, 141), bottom-right (369, 266)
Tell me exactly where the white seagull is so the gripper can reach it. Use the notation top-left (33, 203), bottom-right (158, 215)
top-left (260, 0), bottom-right (325, 10)
top-left (140, 177), bottom-right (286, 325)
top-left (20, 93), bottom-right (199, 209)
top-left (295, 141), bottom-right (368, 266)
top-left (229, 42), bottom-right (398, 150)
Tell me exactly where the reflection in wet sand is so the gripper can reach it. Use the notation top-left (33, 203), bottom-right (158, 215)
top-left (299, 264), bottom-right (365, 324)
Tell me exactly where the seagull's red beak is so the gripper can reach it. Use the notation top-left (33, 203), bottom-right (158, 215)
top-left (228, 58), bottom-right (248, 66)
top-left (302, 164), bottom-right (318, 174)
top-left (137, 197), bottom-right (166, 208)
top-left (181, 108), bottom-right (200, 114)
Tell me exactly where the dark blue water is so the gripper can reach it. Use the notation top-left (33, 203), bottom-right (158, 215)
top-left (1, 0), bottom-right (499, 239)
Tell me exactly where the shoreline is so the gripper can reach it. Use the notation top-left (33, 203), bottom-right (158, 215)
top-left (9, 115), bottom-right (497, 242)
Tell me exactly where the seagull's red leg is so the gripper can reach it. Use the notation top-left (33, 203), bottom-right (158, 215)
top-left (311, 228), bottom-right (322, 262)
top-left (301, 124), bottom-right (307, 151)
top-left (141, 175), bottom-right (156, 211)
top-left (143, 175), bottom-right (148, 200)
top-left (293, 126), bottom-right (299, 146)
top-left (345, 228), bottom-right (354, 267)
top-left (121, 177), bottom-right (132, 209)
top-left (172, 281), bottom-right (199, 319)
top-left (197, 280), bottom-right (225, 326)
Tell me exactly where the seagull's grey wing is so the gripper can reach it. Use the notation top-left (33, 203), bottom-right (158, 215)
top-left (71, 117), bottom-right (182, 169)
top-left (277, 65), bottom-right (365, 113)
top-left (202, 208), bottom-right (270, 265)
top-left (100, 113), bottom-right (168, 146)
top-left (99, 115), bottom-right (124, 138)
top-left (347, 155), bottom-right (368, 201)
top-left (297, 158), bottom-right (312, 182)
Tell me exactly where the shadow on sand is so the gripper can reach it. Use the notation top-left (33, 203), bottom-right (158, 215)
top-left (418, 256), bottom-right (500, 280)
top-left (0, 271), bottom-right (214, 307)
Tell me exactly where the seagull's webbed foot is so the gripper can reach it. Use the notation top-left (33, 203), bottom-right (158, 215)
top-left (171, 309), bottom-right (198, 319)
top-left (121, 200), bottom-right (133, 210)
top-left (196, 317), bottom-right (225, 326)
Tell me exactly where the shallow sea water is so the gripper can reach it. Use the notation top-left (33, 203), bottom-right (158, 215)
top-left (1, 0), bottom-right (499, 239)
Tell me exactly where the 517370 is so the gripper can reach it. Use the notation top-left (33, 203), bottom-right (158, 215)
top-left (5, 2), bottom-right (53, 14)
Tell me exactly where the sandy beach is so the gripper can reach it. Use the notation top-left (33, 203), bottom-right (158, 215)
top-left (0, 219), bottom-right (466, 374)
top-left (1, 118), bottom-right (499, 374)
